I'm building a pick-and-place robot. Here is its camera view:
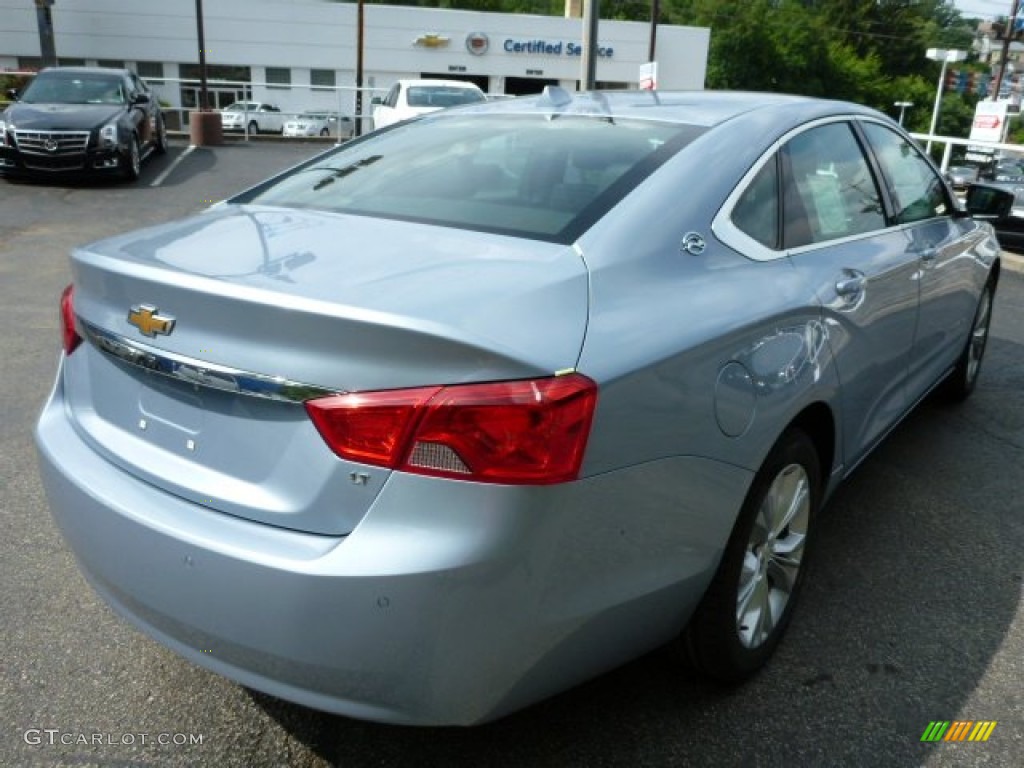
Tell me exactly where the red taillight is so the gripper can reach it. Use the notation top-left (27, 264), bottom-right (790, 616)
top-left (305, 374), bottom-right (597, 485)
top-left (60, 284), bottom-right (82, 355)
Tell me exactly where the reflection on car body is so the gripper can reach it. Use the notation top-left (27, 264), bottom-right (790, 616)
top-left (37, 87), bottom-right (1003, 726)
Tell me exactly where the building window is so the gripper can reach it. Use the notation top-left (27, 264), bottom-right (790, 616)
top-left (97, 59), bottom-right (125, 69)
top-left (58, 58), bottom-right (86, 66)
top-left (266, 67), bottom-right (291, 90)
top-left (135, 61), bottom-right (165, 83)
top-left (311, 69), bottom-right (335, 91)
top-left (17, 56), bottom-right (42, 72)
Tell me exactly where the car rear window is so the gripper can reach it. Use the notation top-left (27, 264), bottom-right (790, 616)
top-left (232, 114), bottom-right (703, 242)
top-left (406, 86), bottom-right (485, 108)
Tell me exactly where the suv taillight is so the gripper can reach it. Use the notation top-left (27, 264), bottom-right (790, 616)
top-left (305, 374), bottom-right (597, 485)
top-left (60, 284), bottom-right (82, 355)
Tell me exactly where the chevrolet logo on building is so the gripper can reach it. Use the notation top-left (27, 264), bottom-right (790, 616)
top-left (127, 304), bottom-right (176, 337)
top-left (414, 33), bottom-right (450, 48)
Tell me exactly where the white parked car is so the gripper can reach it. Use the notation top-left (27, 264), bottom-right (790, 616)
top-left (219, 101), bottom-right (284, 134)
top-left (283, 111), bottom-right (354, 139)
top-left (372, 79), bottom-right (486, 129)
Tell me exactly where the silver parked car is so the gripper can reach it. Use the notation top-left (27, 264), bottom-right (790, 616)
top-left (36, 89), bottom-right (1002, 726)
top-left (283, 110), bottom-right (354, 139)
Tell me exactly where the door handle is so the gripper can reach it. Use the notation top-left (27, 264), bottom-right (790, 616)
top-left (835, 272), bottom-right (867, 297)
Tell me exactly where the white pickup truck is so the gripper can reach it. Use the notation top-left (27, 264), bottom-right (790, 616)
top-left (219, 102), bottom-right (285, 134)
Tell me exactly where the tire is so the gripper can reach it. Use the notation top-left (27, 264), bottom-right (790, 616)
top-left (155, 115), bottom-right (168, 155)
top-left (121, 134), bottom-right (141, 181)
top-left (319, 127), bottom-right (329, 137)
top-left (247, 120), bottom-right (259, 135)
top-left (943, 279), bottom-right (995, 402)
top-left (684, 428), bottom-right (820, 682)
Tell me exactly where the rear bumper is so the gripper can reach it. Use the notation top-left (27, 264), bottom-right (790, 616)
top-left (35, 360), bottom-right (750, 725)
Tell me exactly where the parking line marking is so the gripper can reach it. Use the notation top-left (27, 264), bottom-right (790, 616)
top-left (151, 144), bottom-right (196, 188)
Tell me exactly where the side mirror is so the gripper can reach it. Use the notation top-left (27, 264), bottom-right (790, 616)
top-left (966, 183), bottom-right (1014, 221)
top-left (132, 92), bottom-right (151, 106)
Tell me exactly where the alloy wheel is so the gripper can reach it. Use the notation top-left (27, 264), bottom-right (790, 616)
top-left (736, 462), bottom-right (810, 649)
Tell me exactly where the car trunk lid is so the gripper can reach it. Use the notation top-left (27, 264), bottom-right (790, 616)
top-left (64, 205), bottom-right (588, 535)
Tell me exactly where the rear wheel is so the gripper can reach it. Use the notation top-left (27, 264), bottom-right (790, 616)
top-left (943, 279), bottom-right (995, 401)
top-left (684, 428), bottom-right (820, 682)
top-left (319, 127), bottom-right (329, 137)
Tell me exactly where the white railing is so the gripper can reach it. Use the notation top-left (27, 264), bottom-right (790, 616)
top-left (910, 132), bottom-right (1022, 172)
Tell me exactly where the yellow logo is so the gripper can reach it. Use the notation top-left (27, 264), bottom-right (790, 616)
top-left (414, 34), bottom-right (450, 49)
top-left (127, 305), bottom-right (176, 337)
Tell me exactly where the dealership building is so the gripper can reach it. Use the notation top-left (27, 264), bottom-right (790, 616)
top-left (0, 0), bottom-right (709, 121)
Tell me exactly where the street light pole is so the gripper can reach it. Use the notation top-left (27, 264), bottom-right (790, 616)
top-left (894, 100), bottom-right (913, 126)
top-left (925, 48), bottom-right (967, 154)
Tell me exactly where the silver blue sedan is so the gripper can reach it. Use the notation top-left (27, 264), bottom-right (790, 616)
top-left (36, 89), bottom-right (1002, 725)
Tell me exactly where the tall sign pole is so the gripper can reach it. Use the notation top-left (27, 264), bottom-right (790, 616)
top-left (581, 0), bottom-right (599, 90)
top-left (648, 0), bottom-right (659, 62)
top-left (34, 0), bottom-right (57, 68)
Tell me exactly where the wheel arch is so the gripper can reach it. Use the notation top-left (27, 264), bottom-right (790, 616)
top-left (786, 401), bottom-right (836, 497)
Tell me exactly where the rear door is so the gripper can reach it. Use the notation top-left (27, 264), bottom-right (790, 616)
top-left (778, 121), bottom-right (921, 469)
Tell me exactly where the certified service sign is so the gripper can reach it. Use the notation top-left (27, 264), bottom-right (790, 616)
top-left (466, 32), bottom-right (489, 55)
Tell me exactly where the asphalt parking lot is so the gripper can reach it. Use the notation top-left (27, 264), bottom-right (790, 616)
top-left (1, 139), bottom-right (1022, 768)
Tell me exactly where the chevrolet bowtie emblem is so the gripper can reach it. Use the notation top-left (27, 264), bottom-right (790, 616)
top-left (127, 304), bottom-right (176, 337)
top-left (414, 33), bottom-right (450, 48)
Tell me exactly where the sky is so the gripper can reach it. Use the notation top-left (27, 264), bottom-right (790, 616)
top-left (955, 0), bottom-right (1016, 20)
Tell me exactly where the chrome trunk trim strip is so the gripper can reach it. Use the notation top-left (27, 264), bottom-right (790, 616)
top-left (79, 319), bottom-right (338, 403)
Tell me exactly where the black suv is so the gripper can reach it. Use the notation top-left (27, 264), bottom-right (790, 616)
top-left (0, 66), bottom-right (167, 181)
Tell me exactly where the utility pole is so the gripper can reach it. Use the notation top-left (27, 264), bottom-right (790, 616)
top-left (581, 0), bottom-right (599, 90)
top-left (992, 0), bottom-right (1021, 102)
top-left (356, 0), bottom-right (364, 136)
top-left (195, 0), bottom-right (209, 111)
top-left (34, 0), bottom-right (57, 68)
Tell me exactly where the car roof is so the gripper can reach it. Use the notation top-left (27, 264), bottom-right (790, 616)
top-left (451, 88), bottom-right (883, 130)
top-left (38, 66), bottom-right (131, 77)
top-left (399, 79), bottom-right (484, 90)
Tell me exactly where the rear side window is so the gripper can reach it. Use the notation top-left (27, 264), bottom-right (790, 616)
top-left (234, 114), bottom-right (703, 243)
top-left (732, 157), bottom-right (779, 249)
top-left (782, 122), bottom-right (885, 247)
top-left (860, 122), bottom-right (951, 224)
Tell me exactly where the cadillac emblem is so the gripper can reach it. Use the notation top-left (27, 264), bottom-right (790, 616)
top-left (127, 304), bottom-right (176, 337)
top-left (466, 32), bottom-right (489, 55)
top-left (44, 137), bottom-right (59, 153)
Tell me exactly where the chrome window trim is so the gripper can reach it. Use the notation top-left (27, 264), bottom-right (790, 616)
top-left (712, 115), bottom-right (937, 262)
top-left (79, 319), bottom-right (338, 403)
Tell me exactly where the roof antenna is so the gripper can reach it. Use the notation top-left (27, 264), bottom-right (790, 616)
top-left (541, 85), bottom-right (573, 107)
